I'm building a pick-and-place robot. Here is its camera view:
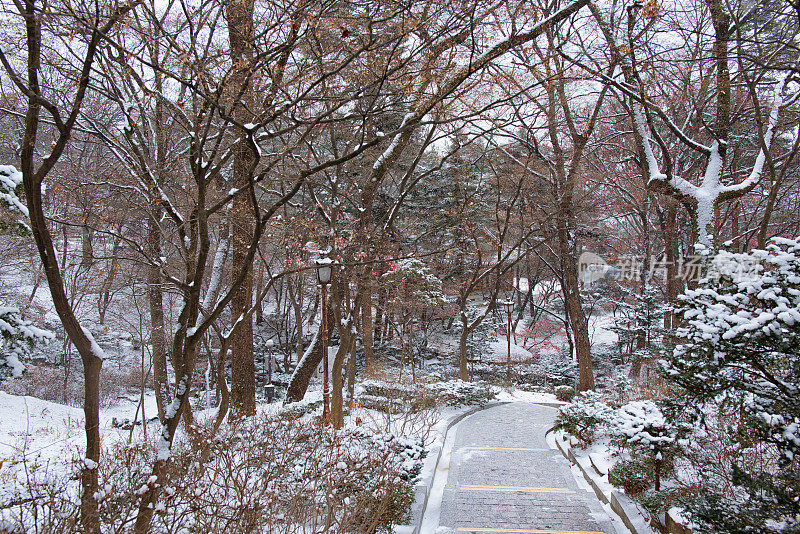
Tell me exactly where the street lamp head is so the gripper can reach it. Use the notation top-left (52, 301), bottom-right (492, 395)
top-left (502, 299), bottom-right (514, 315)
top-left (315, 256), bottom-right (335, 285)
top-left (266, 339), bottom-right (275, 348)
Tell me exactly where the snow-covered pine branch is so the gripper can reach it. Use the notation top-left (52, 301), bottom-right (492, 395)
top-left (0, 306), bottom-right (54, 379)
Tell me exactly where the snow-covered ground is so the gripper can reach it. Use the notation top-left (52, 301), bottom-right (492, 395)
top-left (0, 390), bottom-right (160, 471)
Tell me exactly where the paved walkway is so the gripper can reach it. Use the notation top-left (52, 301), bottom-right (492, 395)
top-left (423, 402), bottom-right (622, 534)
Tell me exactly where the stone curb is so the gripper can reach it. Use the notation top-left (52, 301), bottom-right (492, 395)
top-left (552, 429), bottom-right (658, 534)
top-left (550, 429), bottom-right (694, 534)
top-left (399, 401), bottom-right (510, 534)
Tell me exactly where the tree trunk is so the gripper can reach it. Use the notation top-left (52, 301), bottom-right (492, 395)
top-left (374, 288), bottom-right (385, 344)
top-left (663, 199), bottom-right (681, 330)
top-left (459, 313), bottom-right (469, 380)
top-left (81, 223), bottom-right (93, 267)
top-left (558, 222), bottom-right (594, 391)
top-left (226, 0), bottom-right (257, 418)
top-left (630, 199), bottom-right (651, 379)
top-left (362, 284), bottom-right (374, 365)
top-left (284, 328), bottom-right (322, 403)
top-left (148, 213), bottom-right (169, 420)
top-left (331, 344), bottom-right (346, 428)
top-left (347, 330), bottom-right (357, 404)
top-left (15, 4), bottom-right (136, 529)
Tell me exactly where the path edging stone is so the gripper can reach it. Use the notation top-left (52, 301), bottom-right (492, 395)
top-left (552, 427), bottom-right (659, 534)
top-left (400, 401), bottom-right (510, 534)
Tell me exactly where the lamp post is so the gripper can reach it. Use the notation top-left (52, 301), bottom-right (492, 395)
top-left (502, 299), bottom-right (514, 381)
top-left (265, 339), bottom-right (275, 403)
top-left (315, 255), bottom-right (334, 425)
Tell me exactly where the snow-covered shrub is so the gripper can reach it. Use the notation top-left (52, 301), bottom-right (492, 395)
top-left (458, 309), bottom-right (501, 366)
top-left (361, 379), bottom-right (415, 399)
top-left (554, 384), bottom-right (576, 402)
top-left (1, 414), bottom-right (425, 533)
top-left (553, 392), bottom-right (613, 446)
top-left (279, 398), bottom-right (324, 420)
top-left (428, 380), bottom-right (497, 407)
top-left (608, 284), bottom-right (667, 367)
top-left (608, 456), bottom-right (652, 495)
top-left (611, 400), bottom-right (677, 450)
top-left (536, 346), bottom-right (577, 386)
top-left (661, 237), bottom-right (800, 532)
top-left (357, 379), bottom-right (439, 414)
top-left (0, 307), bottom-right (53, 380)
top-left (610, 373), bottom-right (632, 404)
top-left (610, 400), bottom-right (682, 491)
top-left (381, 258), bottom-right (447, 309)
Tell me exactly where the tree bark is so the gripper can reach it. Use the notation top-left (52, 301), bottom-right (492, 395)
top-left (80, 223), bottom-right (93, 267)
top-left (226, 0), bottom-right (257, 418)
top-left (148, 213), bottom-right (169, 420)
top-left (284, 328), bottom-right (322, 403)
top-left (662, 198), bottom-right (682, 330)
top-left (459, 313), bottom-right (469, 380)
top-left (557, 225), bottom-right (594, 391)
top-left (331, 291), bottom-right (359, 429)
top-left (362, 284), bottom-right (374, 365)
top-left (12, 3), bottom-right (135, 531)
top-left (374, 288), bottom-right (385, 345)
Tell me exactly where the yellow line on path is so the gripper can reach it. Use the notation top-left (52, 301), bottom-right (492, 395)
top-left (459, 484), bottom-right (574, 493)
top-left (523, 402), bottom-right (560, 410)
top-left (463, 446), bottom-right (550, 452)
top-left (457, 528), bottom-right (605, 534)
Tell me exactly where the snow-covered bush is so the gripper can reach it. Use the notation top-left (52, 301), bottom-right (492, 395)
top-left (0, 414), bottom-right (424, 533)
top-left (608, 284), bottom-right (667, 368)
top-left (356, 379), bottom-right (439, 414)
top-left (611, 400), bottom-right (682, 491)
top-left (1, 363), bottom-right (146, 407)
top-left (536, 346), bottom-right (577, 386)
top-left (553, 391), bottom-right (613, 446)
top-left (661, 237), bottom-right (800, 532)
top-left (608, 456), bottom-right (652, 495)
top-left (381, 258), bottom-right (447, 309)
top-left (611, 400), bottom-right (677, 451)
top-left (427, 380), bottom-right (497, 407)
top-left (554, 384), bottom-right (576, 402)
top-left (0, 307), bottom-right (53, 380)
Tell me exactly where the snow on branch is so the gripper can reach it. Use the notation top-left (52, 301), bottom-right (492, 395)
top-left (0, 165), bottom-right (29, 217)
top-left (721, 70), bottom-right (793, 198)
top-left (0, 306), bottom-right (54, 378)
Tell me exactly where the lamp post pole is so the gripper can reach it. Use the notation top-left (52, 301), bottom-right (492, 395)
top-left (315, 255), bottom-right (334, 426)
top-left (320, 281), bottom-right (330, 424)
top-left (266, 339), bottom-right (274, 403)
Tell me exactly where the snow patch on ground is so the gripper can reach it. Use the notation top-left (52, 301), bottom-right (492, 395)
top-left (495, 389), bottom-right (561, 404)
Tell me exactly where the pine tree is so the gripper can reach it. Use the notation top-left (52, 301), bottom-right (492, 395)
top-left (662, 238), bottom-right (800, 532)
top-left (0, 306), bottom-right (53, 379)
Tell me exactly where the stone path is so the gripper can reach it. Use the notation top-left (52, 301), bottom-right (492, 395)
top-left (423, 402), bottom-right (622, 534)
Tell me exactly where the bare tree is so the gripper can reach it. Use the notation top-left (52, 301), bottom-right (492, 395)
top-left (0, 1), bottom-right (137, 530)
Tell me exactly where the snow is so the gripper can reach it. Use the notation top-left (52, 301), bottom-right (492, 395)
top-left (0, 391), bottom-right (86, 460)
top-left (372, 113), bottom-right (414, 171)
top-left (0, 165), bottom-right (28, 217)
top-left (80, 326), bottom-right (107, 361)
top-left (494, 389), bottom-right (561, 404)
top-left (487, 338), bottom-right (531, 362)
top-left (611, 400), bottom-right (675, 448)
